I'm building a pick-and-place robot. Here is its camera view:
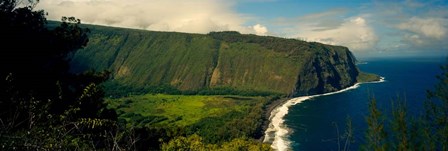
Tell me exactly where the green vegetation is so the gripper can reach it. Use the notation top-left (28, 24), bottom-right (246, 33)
top-left (0, 1), bottom-right (120, 150)
top-left (69, 23), bottom-right (371, 97)
top-left (0, 1), bottom-right (275, 150)
top-left (161, 134), bottom-right (271, 151)
top-left (108, 94), bottom-right (261, 126)
top-left (361, 60), bottom-right (448, 150)
top-left (364, 98), bottom-right (388, 151)
top-left (2, 0), bottom-right (392, 150)
top-left (357, 72), bottom-right (381, 83)
top-left (107, 94), bottom-right (276, 145)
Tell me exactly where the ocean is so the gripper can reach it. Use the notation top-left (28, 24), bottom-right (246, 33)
top-left (264, 57), bottom-right (446, 150)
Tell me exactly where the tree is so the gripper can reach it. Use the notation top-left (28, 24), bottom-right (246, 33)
top-left (161, 134), bottom-right (272, 151)
top-left (361, 59), bottom-right (448, 150)
top-left (391, 99), bottom-right (408, 150)
top-left (363, 97), bottom-right (387, 151)
top-left (335, 116), bottom-right (354, 151)
top-left (425, 60), bottom-right (448, 150)
top-left (0, 0), bottom-right (119, 149)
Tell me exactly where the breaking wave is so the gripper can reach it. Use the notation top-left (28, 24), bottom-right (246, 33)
top-left (263, 77), bottom-right (385, 151)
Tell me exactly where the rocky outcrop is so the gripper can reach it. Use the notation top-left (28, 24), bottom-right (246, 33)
top-left (292, 45), bottom-right (359, 96)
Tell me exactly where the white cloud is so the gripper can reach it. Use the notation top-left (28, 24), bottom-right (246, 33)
top-left (366, 0), bottom-right (448, 53)
top-left (267, 9), bottom-right (379, 51)
top-left (397, 17), bottom-right (447, 39)
top-left (274, 8), bottom-right (347, 31)
top-left (253, 24), bottom-right (268, 35)
top-left (36, 0), bottom-right (263, 34)
top-left (35, 0), bottom-right (448, 55)
top-left (403, 34), bottom-right (424, 45)
top-left (295, 16), bottom-right (378, 51)
top-left (300, 8), bottom-right (348, 21)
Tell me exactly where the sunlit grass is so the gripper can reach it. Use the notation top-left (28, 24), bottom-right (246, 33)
top-left (106, 94), bottom-right (264, 127)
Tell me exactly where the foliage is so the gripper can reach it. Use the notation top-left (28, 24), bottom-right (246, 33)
top-left (189, 106), bottom-right (264, 144)
top-left (334, 117), bottom-right (354, 151)
top-left (390, 99), bottom-right (409, 150)
top-left (363, 97), bottom-right (388, 151)
top-left (106, 94), bottom-right (274, 149)
top-left (68, 23), bottom-right (366, 96)
top-left (424, 60), bottom-right (448, 150)
top-left (0, 1), bottom-right (129, 150)
top-left (362, 60), bottom-right (448, 150)
top-left (161, 134), bottom-right (272, 151)
top-left (357, 72), bottom-right (381, 83)
top-left (209, 31), bottom-right (312, 54)
top-left (104, 81), bottom-right (282, 98)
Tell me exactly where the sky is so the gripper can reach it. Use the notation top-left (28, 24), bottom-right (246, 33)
top-left (36, 0), bottom-right (448, 58)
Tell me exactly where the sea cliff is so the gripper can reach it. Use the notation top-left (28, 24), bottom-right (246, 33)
top-left (70, 24), bottom-right (378, 96)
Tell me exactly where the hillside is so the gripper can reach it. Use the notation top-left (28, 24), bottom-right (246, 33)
top-left (69, 23), bottom-right (379, 96)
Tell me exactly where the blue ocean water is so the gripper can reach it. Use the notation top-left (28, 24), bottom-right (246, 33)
top-left (285, 57), bottom-right (446, 150)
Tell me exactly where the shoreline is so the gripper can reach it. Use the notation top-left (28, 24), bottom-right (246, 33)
top-left (260, 77), bottom-right (385, 150)
top-left (258, 97), bottom-right (290, 142)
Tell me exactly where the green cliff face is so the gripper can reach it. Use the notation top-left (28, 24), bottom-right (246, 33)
top-left (70, 24), bottom-right (373, 96)
top-left (292, 45), bottom-right (359, 96)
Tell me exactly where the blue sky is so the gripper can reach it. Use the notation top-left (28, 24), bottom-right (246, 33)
top-left (236, 0), bottom-right (365, 18)
top-left (37, 0), bottom-right (448, 58)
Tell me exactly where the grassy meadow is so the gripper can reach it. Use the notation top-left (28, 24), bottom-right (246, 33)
top-left (106, 94), bottom-right (276, 144)
top-left (107, 94), bottom-right (264, 126)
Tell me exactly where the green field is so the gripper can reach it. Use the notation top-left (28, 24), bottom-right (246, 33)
top-left (107, 94), bottom-right (266, 126)
top-left (106, 94), bottom-right (274, 143)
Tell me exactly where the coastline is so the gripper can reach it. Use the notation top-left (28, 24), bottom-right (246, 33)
top-left (259, 97), bottom-right (290, 142)
top-left (261, 77), bottom-right (385, 151)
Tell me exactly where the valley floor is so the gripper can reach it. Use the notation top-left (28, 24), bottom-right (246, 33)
top-left (106, 93), bottom-right (279, 149)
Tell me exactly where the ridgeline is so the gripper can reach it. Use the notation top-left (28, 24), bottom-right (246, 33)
top-left (69, 23), bottom-right (379, 97)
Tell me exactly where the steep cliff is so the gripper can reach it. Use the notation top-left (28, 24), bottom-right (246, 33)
top-left (292, 45), bottom-right (359, 96)
top-left (70, 24), bottom-right (376, 96)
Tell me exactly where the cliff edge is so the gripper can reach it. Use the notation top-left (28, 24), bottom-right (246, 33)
top-left (70, 24), bottom-right (378, 96)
